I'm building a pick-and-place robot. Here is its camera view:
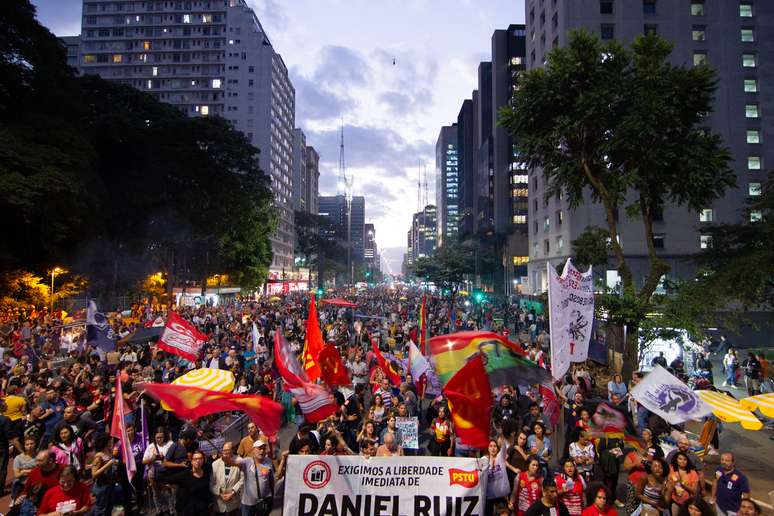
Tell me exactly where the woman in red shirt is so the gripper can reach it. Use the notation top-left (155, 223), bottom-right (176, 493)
top-left (38, 465), bottom-right (92, 516)
top-left (428, 406), bottom-right (453, 456)
top-left (510, 457), bottom-right (543, 516)
top-left (581, 486), bottom-right (617, 516)
top-left (555, 458), bottom-right (586, 515)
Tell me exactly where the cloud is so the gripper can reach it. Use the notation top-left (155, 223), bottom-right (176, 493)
top-left (312, 46), bottom-right (372, 89)
top-left (246, 0), bottom-right (289, 33)
top-left (291, 70), bottom-right (352, 121)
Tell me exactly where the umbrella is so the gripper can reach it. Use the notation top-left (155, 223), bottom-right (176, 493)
top-left (161, 368), bottom-right (235, 411)
top-left (695, 390), bottom-right (762, 430)
top-left (321, 298), bottom-right (357, 308)
top-left (740, 392), bottom-right (774, 418)
top-left (269, 296), bottom-right (282, 302)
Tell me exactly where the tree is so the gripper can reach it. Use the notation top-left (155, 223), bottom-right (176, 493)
top-left (499, 30), bottom-right (734, 375)
top-left (294, 211), bottom-right (348, 287)
top-left (410, 246), bottom-right (474, 307)
top-left (693, 173), bottom-right (774, 309)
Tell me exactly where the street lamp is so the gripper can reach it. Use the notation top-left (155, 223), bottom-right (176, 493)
top-left (50, 267), bottom-right (64, 314)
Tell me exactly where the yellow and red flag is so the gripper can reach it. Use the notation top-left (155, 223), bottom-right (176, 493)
top-left (443, 354), bottom-right (492, 449)
top-left (302, 295), bottom-right (324, 381)
top-left (139, 382), bottom-right (282, 436)
top-left (318, 344), bottom-right (352, 386)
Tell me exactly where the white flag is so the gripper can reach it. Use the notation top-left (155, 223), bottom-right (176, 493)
top-left (407, 340), bottom-right (431, 380)
top-left (251, 322), bottom-right (260, 347)
top-left (630, 365), bottom-right (712, 424)
top-left (548, 259), bottom-right (594, 380)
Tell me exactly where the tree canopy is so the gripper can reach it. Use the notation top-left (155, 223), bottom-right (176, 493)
top-left (0, 1), bottom-right (276, 302)
top-left (499, 30), bottom-right (734, 373)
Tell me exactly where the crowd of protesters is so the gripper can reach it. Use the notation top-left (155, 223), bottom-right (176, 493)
top-left (0, 288), bottom-right (767, 516)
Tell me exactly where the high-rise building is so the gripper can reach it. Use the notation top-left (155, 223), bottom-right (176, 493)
top-left (364, 223), bottom-right (377, 268)
top-left (73, 0), bottom-right (296, 275)
top-left (305, 145), bottom-right (320, 216)
top-left (457, 99), bottom-right (476, 240)
top-left (475, 62), bottom-right (494, 236)
top-left (492, 25), bottom-right (529, 294)
top-left (524, 0), bottom-right (772, 293)
top-left (435, 125), bottom-right (459, 248)
top-left (61, 36), bottom-right (81, 68)
top-left (409, 205), bottom-right (437, 262)
top-left (318, 194), bottom-right (365, 260)
top-left (291, 128), bottom-right (307, 213)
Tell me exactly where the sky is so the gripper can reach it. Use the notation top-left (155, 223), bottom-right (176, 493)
top-left (32, 0), bottom-right (526, 274)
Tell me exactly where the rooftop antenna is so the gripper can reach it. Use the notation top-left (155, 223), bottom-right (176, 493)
top-left (339, 119), bottom-right (354, 285)
top-left (423, 161), bottom-right (429, 208)
top-left (417, 159), bottom-right (422, 212)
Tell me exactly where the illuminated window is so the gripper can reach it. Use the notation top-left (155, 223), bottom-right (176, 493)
top-left (746, 103), bottom-right (760, 118)
top-left (699, 208), bottom-right (714, 222)
top-left (202, 14), bottom-right (212, 23)
top-left (741, 28), bottom-right (755, 42)
top-left (146, 80), bottom-right (152, 89)
top-left (83, 54), bottom-right (96, 63)
top-left (511, 57), bottom-right (523, 66)
top-left (690, 2), bottom-right (704, 16)
top-left (740, 3), bottom-right (753, 17)
top-left (743, 53), bottom-right (757, 68)
top-left (747, 130), bottom-right (760, 144)
top-left (692, 26), bottom-right (705, 41)
top-left (183, 14), bottom-right (191, 23)
top-left (211, 79), bottom-right (222, 88)
top-left (152, 66), bottom-right (158, 76)
top-left (748, 156), bottom-right (762, 170)
top-left (750, 210), bottom-right (762, 222)
top-left (700, 235), bottom-right (712, 249)
top-left (112, 54), bottom-right (123, 63)
top-left (143, 41), bottom-right (151, 50)
top-left (513, 256), bottom-right (529, 266)
top-left (200, 106), bottom-right (209, 116)
top-left (744, 79), bottom-right (758, 92)
top-left (749, 182), bottom-right (761, 196)
top-left (693, 52), bottom-right (707, 66)
top-left (556, 236), bottom-right (564, 251)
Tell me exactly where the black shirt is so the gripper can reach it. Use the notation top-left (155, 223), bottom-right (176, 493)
top-left (524, 499), bottom-right (571, 516)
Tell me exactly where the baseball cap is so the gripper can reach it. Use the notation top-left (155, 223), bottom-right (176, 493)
top-left (252, 438), bottom-right (268, 448)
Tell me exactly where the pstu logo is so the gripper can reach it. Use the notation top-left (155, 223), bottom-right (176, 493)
top-left (448, 468), bottom-right (479, 488)
top-left (303, 460), bottom-right (332, 489)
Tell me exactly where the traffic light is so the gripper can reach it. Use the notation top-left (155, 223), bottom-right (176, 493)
top-left (316, 288), bottom-right (324, 296)
top-left (474, 292), bottom-right (484, 303)
top-left (365, 271), bottom-right (371, 278)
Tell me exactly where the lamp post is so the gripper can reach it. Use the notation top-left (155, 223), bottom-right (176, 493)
top-left (50, 267), bottom-right (63, 314)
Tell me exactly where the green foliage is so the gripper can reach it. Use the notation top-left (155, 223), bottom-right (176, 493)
top-left (571, 226), bottom-right (611, 270)
top-left (0, 1), bottom-right (276, 297)
top-left (410, 246), bottom-right (474, 297)
top-left (693, 173), bottom-right (774, 309)
top-left (500, 30), bottom-right (733, 299)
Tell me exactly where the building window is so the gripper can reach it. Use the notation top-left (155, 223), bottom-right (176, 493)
top-left (556, 210), bottom-right (563, 225)
top-left (690, 2), bottom-right (704, 16)
top-left (83, 54), bottom-right (96, 64)
top-left (741, 28), bottom-right (755, 42)
top-left (600, 0), bottom-right (614, 14)
top-left (693, 52), bottom-right (707, 66)
top-left (644, 24), bottom-right (658, 35)
top-left (739, 2), bottom-right (754, 17)
top-left (699, 208), bottom-right (714, 222)
top-left (183, 14), bottom-right (191, 23)
top-left (513, 256), bottom-right (529, 266)
top-left (750, 210), bottom-right (762, 222)
top-left (700, 235), bottom-right (712, 249)
top-left (533, 241), bottom-right (539, 257)
top-left (513, 215), bottom-right (527, 224)
top-left (746, 103), bottom-right (760, 118)
top-left (112, 54), bottom-right (122, 63)
top-left (748, 156), bottom-right (762, 170)
top-left (749, 182), bottom-right (762, 196)
top-left (544, 239), bottom-right (550, 254)
top-left (543, 217), bottom-right (550, 231)
top-left (533, 221), bottom-right (538, 234)
top-left (692, 26), bottom-right (706, 41)
top-left (742, 53), bottom-right (757, 68)
top-left (600, 24), bottom-right (615, 40)
top-left (556, 236), bottom-right (564, 251)
top-left (744, 79), bottom-right (758, 93)
top-left (747, 130), bottom-right (761, 144)
top-left (653, 234), bottom-right (665, 249)
top-left (211, 78), bottom-right (221, 88)
top-left (643, 0), bottom-right (656, 15)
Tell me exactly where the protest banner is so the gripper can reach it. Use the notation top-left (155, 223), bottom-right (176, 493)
top-left (284, 456), bottom-right (487, 516)
top-left (630, 365), bottom-right (712, 424)
top-left (395, 416), bottom-right (419, 449)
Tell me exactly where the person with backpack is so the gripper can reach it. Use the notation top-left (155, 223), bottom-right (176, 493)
top-left (742, 352), bottom-right (762, 396)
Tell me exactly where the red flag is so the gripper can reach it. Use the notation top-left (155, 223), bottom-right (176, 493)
top-left (443, 355), bottom-right (492, 449)
top-left (302, 296), bottom-right (324, 381)
top-left (110, 376), bottom-right (137, 481)
top-left (371, 340), bottom-right (402, 386)
top-left (157, 312), bottom-right (207, 362)
top-left (274, 332), bottom-right (338, 422)
top-left (418, 294), bottom-right (428, 354)
top-left (317, 344), bottom-right (351, 386)
top-left (540, 380), bottom-right (561, 427)
top-left (139, 382), bottom-right (282, 436)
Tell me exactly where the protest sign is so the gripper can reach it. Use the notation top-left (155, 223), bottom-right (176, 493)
top-left (395, 416), bottom-right (419, 449)
top-left (284, 456), bottom-right (487, 516)
top-left (630, 365), bottom-right (712, 424)
top-left (548, 259), bottom-right (594, 379)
